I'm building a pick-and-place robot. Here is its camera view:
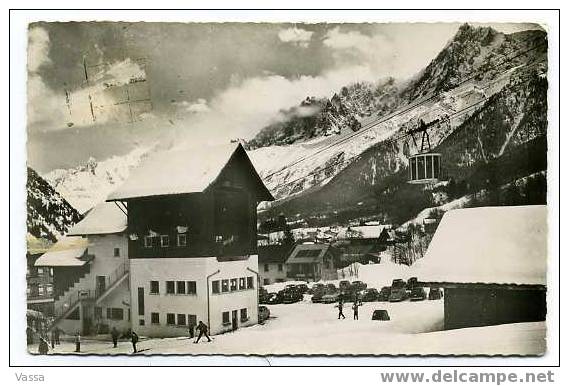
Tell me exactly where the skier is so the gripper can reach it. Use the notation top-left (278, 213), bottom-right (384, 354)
top-left (194, 321), bottom-right (212, 343)
top-left (131, 331), bottom-right (139, 353)
top-left (54, 327), bottom-right (61, 345)
top-left (50, 329), bottom-right (56, 349)
top-left (74, 332), bottom-right (81, 353)
top-left (38, 338), bottom-right (49, 355)
top-left (336, 300), bottom-right (346, 319)
top-left (352, 301), bottom-right (359, 320)
top-left (111, 326), bottom-right (120, 348)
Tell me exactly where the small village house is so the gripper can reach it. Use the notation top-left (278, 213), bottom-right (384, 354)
top-left (35, 202), bottom-right (131, 335)
top-left (106, 143), bottom-right (273, 337)
top-left (415, 205), bottom-right (547, 330)
top-left (285, 244), bottom-right (339, 282)
top-left (258, 244), bottom-right (294, 285)
top-left (26, 235), bottom-right (54, 317)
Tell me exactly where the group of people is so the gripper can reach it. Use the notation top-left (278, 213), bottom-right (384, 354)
top-left (335, 298), bottom-right (362, 320)
top-left (188, 321), bottom-right (212, 343)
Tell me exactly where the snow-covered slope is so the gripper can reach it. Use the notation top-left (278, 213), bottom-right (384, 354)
top-left (27, 167), bottom-right (82, 242)
top-left (43, 146), bottom-right (151, 213)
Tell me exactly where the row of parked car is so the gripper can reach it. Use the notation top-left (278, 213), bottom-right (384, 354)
top-left (259, 278), bottom-right (443, 306)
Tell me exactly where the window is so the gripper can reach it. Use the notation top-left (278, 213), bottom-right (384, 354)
top-left (139, 319), bottom-right (145, 326)
top-left (176, 281), bottom-right (186, 294)
top-left (278, 264), bottom-right (283, 272)
top-left (94, 307), bottom-right (102, 319)
top-left (263, 278), bottom-right (270, 285)
top-left (215, 235), bottom-right (223, 243)
top-left (230, 278), bottom-right (238, 291)
top-left (188, 314), bottom-right (197, 327)
top-left (37, 268), bottom-right (44, 275)
top-left (240, 308), bottom-right (248, 322)
top-left (212, 280), bottom-right (220, 294)
top-left (150, 281), bottom-right (159, 294)
top-left (144, 236), bottom-right (153, 248)
top-left (166, 313), bottom-right (175, 325)
top-left (177, 234), bottom-right (187, 247)
top-left (138, 287), bottom-right (145, 315)
top-left (187, 281), bottom-right (197, 295)
top-left (222, 311), bottom-right (230, 325)
top-left (264, 264), bottom-right (269, 272)
top-left (177, 314), bottom-right (186, 326)
top-left (107, 308), bottom-right (124, 320)
top-left (239, 277), bottom-right (246, 290)
top-left (38, 286), bottom-right (45, 295)
top-left (166, 281), bottom-right (175, 294)
top-left (151, 312), bottom-right (160, 324)
top-left (221, 279), bottom-right (229, 293)
top-left (114, 247), bottom-right (120, 257)
top-left (160, 235), bottom-right (170, 247)
top-left (247, 276), bottom-right (254, 289)
top-left (46, 284), bottom-right (53, 295)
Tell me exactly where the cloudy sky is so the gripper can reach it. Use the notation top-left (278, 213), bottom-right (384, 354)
top-left (27, 21), bottom-right (541, 173)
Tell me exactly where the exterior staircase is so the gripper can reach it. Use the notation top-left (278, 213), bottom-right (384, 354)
top-left (49, 262), bottom-right (130, 330)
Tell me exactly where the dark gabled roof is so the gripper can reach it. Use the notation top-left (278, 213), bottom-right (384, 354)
top-left (287, 243), bottom-right (336, 264)
top-left (258, 244), bottom-right (294, 264)
top-left (107, 143), bottom-right (273, 202)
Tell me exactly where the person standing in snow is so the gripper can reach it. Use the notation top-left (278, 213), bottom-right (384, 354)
top-left (111, 326), bottom-right (120, 348)
top-left (188, 322), bottom-right (195, 339)
top-left (38, 337), bottom-right (49, 355)
top-left (50, 329), bottom-right (56, 349)
top-left (194, 321), bottom-right (212, 343)
top-left (336, 300), bottom-right (346, 319)
top-left (74, 332), bottom-right (81, 353)
top-left (131, 331), bottom-right (139, 353)
top-left (352, 301), bottom-right (359, 320)
top-left (53, 327), bottom-right (61, 345)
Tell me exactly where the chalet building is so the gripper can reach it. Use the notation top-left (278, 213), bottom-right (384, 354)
top-left (106, 143), bottom-right (273, 337)
top-left (336, 225), bottom-right (393, 244)
top-left (285, 244), bottom-right (339, 282)
top-left (26, 235), bottom-right (54, 317)
top-left (416, 205), bottom-right (547, 330)
top-left (35, 202), bottom-right (130, 335)
top-left (258, 244), bottom-right (294, 285)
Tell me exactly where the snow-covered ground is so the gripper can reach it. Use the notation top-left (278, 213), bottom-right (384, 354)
top-left (28, 299), bottom-right (545, 356)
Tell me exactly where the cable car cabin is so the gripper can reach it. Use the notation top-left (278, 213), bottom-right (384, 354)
top-left (408, 152), bottom-right (441, 184)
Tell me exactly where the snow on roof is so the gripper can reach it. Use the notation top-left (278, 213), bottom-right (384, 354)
top-left (107, 143), bottom-right (273, 201)
top-left (415, 205), bottom-right (547, 286)
top-left (287, 244), bottom-right (333, 264)
top-left (67, 202), bottom-right (127, 236)
top-left (337, 225), bottom-right (391, 239)
top-left (26, 234), bottom-right (53, 255)
top-left (258, 244), bottom-right (295, 264)
top-left (34, 237), bottom-right (91, 267)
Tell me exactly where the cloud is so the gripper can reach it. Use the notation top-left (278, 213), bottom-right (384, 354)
top-left (28, 26), bottom-right (51, 72)
top-left (174, 98), bottom-right (211, 114)
top-left (173, 64), bottom-right (377, 149)
top-left (278, 27), bottom-right (314, 48)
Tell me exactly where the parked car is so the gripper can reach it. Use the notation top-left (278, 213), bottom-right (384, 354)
top-left (378, 286), bottom-right (391, 301)
top-left (351, 280), bottom-right (368, 292)
top-left (311, 291), bottom-right (325, 303)
top-left (282, 290), bottom-right (303, 304)
top-left (391, 279), bottom-right (406, 289)
top-left (309, 283), bottom-right (325, 295)
top-left (325, 283), bottom-right (337, 292)
top-left (361, 288), bottom-right (379, 302)
top-left (258, 306), bottom-right (270, 323)
top-left (266, 292), bottom-right (282, 304)
top-left (295, 283), bottom-right (309, 294)
top-left (406, 277), bottom-right (419, 290)
top-left (259, 287), bottom-right (270, 304)
top-left (389, 287), bottom-right (408, 302)
top-left (409, 287), bottom-right (427, 301)
top-left (339, 280), bottom-right (352, 292)
top-left (428, 287), bottom-right (443, 300)
top-left (321, 292), bottom-right (340, 304)
top-left (371, 309), bottom-right (391, 321)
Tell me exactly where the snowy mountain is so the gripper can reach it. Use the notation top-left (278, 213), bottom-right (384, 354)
top-left (43, 146), bottom-right (150, 213)
top-left (251, 25), bottom-right (547, 227)
top-left (27, 167), bottom-right (83, 242)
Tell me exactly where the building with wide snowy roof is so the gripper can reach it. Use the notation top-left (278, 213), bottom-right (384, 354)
top-left (415, 205), bottom-right (547, 330)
